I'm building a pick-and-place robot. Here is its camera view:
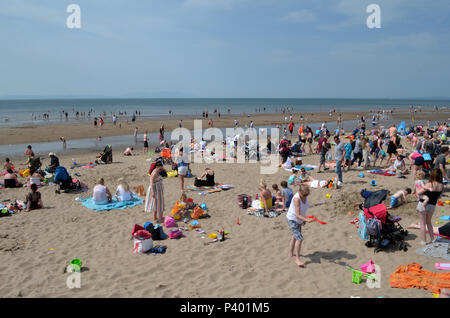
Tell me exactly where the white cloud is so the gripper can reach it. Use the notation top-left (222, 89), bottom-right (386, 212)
top-left (281, 10), bottom-right (316, 24)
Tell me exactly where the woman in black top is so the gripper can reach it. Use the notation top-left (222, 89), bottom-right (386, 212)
top-left (416, 169), bottom-right (444, 245)
top-left (194, 168), bottom-right (215, 187)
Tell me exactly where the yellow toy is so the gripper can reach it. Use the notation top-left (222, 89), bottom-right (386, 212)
top-left (171, 201), bottom-right (187, 220)
top-left (19, 168), bottom-right (30, 177)
top-left (167, 170), bottom-right (178, 178)
top-left (445, 200), bottom-right (450, 205)
top-left (326, 193), bottom-right (332, 199)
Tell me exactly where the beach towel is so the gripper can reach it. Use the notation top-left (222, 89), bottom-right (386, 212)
top-left (247, 208), bottom-right (282, 218)
top-left (187, 184), bottom-right (229, 193)
top-left (389, 262), bottom-right (450, 294)
top-left (415, 238), bottom-right (450, 260)
top-left (368, 170), bottom-right (395, 176)
top-left (81, 194), bottom-right (143, 212)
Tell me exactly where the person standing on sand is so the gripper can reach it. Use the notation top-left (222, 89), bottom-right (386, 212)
top-left (143, 130), bottom-right (149, 154)
top-left (287, 184), bottom-right (313, 267)
top-left (334, 135), bottom-right (346, 185)
top-left (145, 161), bottom-right (165, 223)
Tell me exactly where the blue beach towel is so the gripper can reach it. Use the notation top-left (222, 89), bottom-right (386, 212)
top-left (81, 194), bottom-right (143, 212)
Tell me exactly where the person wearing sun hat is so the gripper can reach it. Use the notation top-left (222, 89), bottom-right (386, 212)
top-left (47, 152), bottom-right (60, 173)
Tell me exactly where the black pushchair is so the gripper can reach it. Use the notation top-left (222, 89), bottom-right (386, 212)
top-left (29, 157), bottom-right (42, 174)
top-left (359, 189), bottom-right (409, 253)
top-left (54, 166), bottom-right (81, 193)
top-left (96, 145), bottom-right (113, 164)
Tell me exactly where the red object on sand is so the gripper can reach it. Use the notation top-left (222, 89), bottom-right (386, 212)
top-left (307, 216), bottom-right (327, 224)
top-left (237, 217), bottom-right (240, 225)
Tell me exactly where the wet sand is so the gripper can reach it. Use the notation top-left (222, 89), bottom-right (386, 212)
top-left (1, 110), bottom-right (449, 146)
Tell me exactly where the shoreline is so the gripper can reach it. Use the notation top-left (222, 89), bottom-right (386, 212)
top-left (1, 110), bottom-right (449, 146)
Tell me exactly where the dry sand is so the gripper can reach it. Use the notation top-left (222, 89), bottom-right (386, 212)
top-left (1, 136), bottom-right (449, 298)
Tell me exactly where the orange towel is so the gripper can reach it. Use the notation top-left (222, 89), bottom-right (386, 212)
top-left (389, 263), bottom-right (450, 294)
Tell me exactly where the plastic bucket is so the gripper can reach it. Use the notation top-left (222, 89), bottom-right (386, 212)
top-left (70, 259), bottom-right (82, 272)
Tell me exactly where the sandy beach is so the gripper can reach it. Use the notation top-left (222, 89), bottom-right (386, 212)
top-left (1, 134), bottom-right (448, 298)
top-left (1, 109), bottom-right (449, 146)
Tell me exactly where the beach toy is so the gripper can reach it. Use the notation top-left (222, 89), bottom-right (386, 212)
top-left (433, 293), bottom-right (440, 298)
top-left (348, 267), bottom-right (376, 284)
top-left (200, 203), bottom-right (207, 210)
top-left (360, 260), bottom-right (375, 274)
top-left (209, 233), bottom-right (217, 239)
top-left (370, 180), bottom-right (377, 186)
top-left (435, 263), bottom-right (450, 270)
top-left (325, 193), bottom-right (332, 199)
top-left (70, 259), bottom-right (82, 272)
top-left (307, 216), bottom-right (327, 224)
top-left (438, 201), bottom-right (444, 206)
top-left (348, 268), bottom-right (363, 284)
top-left (237, 217), bottom-right (240, 225)
top-left (358, 172), bottom-right (365, 178)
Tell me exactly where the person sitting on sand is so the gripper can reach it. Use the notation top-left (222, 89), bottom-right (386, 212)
top-left (123, 147), bottom-right (134, 156)
top-left (384, 155), bottom-right (408, 175)
top-left (389, 188), bottom-right (412, 209)
top-left (25, 183), bottom-right (43, 212)
top-left (115, 178), bottom-right (133, 201)
top-left (280, 181), bottom-right (294, 209)
top-left (47, 152), bottom-right (60, 173)
top-left (286, 184), bottom-right (313, 267)
top-left (93, 178), bottom-right (112, 204)
top-left (288, 169), bottom-right (301, 186)
top-left (258, 179), bottom-right (273, 217)
top-left (194, 168), bottom-right (215, 187)
top-left (3, 158), bottom-right (14, 172)
top-left (1, 169), bottom-right (22, 188)
top-left (298, 168), bottom-right (314, 183)
top-left (272, 184), bottom-right (284, 208)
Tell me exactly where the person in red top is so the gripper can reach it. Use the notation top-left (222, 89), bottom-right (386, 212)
top-left (317, 132), bottom-right (330, 153)
top-left (288, 122), bottom-right (294, 136)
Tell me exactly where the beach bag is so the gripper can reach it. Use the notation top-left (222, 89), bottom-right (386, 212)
top-left (364, 204), bottom-right (387, 224)
top-left (358, 211), bottom-right (369, 240)
top-left (132, 225), bottom-right (153, 254)
top-left (143, 222), bottom-right (162, 241)
top-left (168, 229), bottom-right (182, 239)
top-left (191, 206), bottom-right (205, 219)
top-left (238, 194), bottom-right (251, 209)
top-left (164, 216), bottom-right (176, 228)
top-left (439, 222), bottom-right (450, 237)
top-left (366, 217), bottom-right (382, 237)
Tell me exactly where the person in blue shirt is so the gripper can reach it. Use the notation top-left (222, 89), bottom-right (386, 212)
top-left (344, 140), bottom-right (353, 171)
top-left (47, 152), bottom-right (60, 173)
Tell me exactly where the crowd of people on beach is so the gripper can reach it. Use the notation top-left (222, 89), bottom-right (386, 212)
top-left (2, 108), bottom-right (450, 296)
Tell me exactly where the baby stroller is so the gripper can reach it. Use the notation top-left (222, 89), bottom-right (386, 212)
top-left (54, 166), bottom-right (81, 193)
top-left (96, 145), bottom-right (113, 164)
top-left (358, 189), bottom-right (408, 253)
top-left (29, 157), bottom-right (42, 174)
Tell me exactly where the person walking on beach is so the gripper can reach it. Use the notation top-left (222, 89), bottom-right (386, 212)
top-left (334, 135), bottom-right (346, 185)
top-left (143, 130), bottom-right (149, 154)
top-left (287, 184), bottom-right (313, 267)
top-left (145, 161), bottom-right (165, 223)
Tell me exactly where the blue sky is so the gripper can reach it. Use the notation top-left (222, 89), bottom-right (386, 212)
top-left (0, 0), bottom-right (449, 98)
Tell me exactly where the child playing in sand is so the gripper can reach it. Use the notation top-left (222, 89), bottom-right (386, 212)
top-left (280, 181), bottom-right (294, 209)
top-left (286, 184), bottom-right (313, 267)
top-left (25, 183), bottom-right (43, 212)
top-left (389, 188), bottom-right (412, 209)
top-left (288, 169), bottom-right (300, 186)
top-left (3, 158), bottom-right (14, 174)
